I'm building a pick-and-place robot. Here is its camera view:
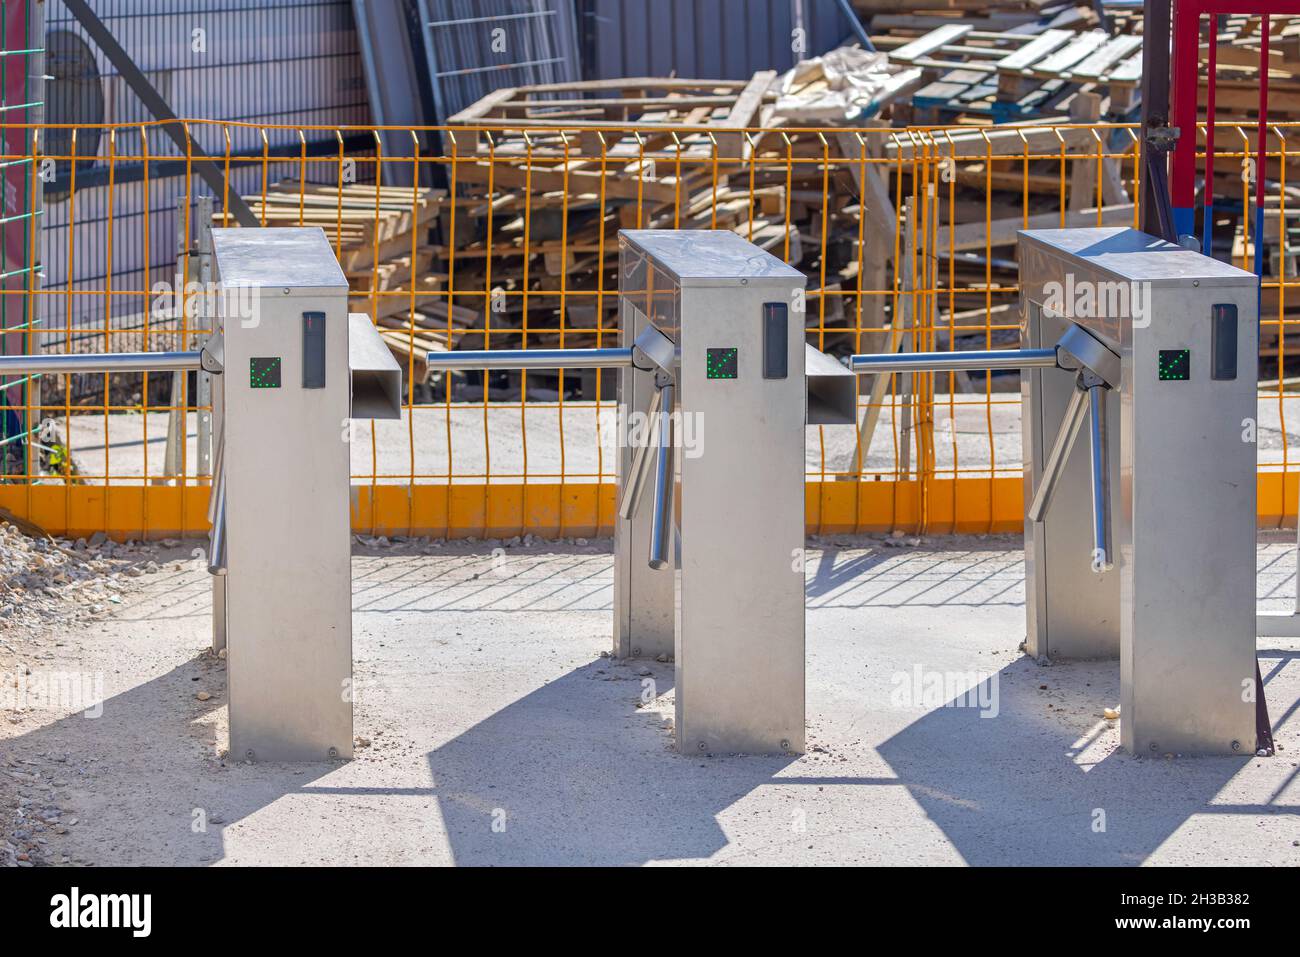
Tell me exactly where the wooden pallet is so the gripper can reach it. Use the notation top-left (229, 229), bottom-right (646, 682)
top-left (446, 75), bottom-right (778, 160)
top-left (878, 25), bottom-right (1145, 122)
top-left (235, 181), bottom-right (444, 270)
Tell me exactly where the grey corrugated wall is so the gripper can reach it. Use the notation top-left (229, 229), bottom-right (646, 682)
top-left (580, 0), bottom-right (850, 80)
top-left (40, 0), bottom-right (372, 352)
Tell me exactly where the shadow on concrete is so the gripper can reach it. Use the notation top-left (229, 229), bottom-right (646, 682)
top-left (350, 551), bottom-right (613, 615)
top-left (423, 661), bottom-right (798, 866)
top-left (808, 544), bottom-right (1024, 609)
top-left (876, 651), bottom-right (1296, 865)
top-left (806, 546), bottom-right (894, 599)
top-left (2, 652), bottom-right (339, 865)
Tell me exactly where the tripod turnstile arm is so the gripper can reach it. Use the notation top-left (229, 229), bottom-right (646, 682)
top-left (1027, 385), bottom-right (1091, 524)
top-left (423, 328), bottom-right (678, 572)
top-left (207, 416), bottom-right (228, 577)
top-left (1085, 381), bottom-right (1112, 572)
top-left (616, 376), bottom-right (678, 571)
top-left (849, 348), bottom-right (1060, 375)
top-left (617, 385), bottom-right (662, 521)
top-left (647, 382), bottom-right (676, 571)
top-left (207, 472), bottom-right (227, 577)
top-left (849, 331), bottom-right (1119, 575)
top-left (1027, 374), bottom-right (1112, 573)
top-left (425, 325), bottom-right (676, 375)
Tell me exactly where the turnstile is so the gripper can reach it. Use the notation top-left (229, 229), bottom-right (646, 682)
top-left (852, 227), bottom-right (1261, 756)
top-left (208, 227), bottom-right (402, 762)
top-left (0, 227), bottom-right (403, 762)
top-left (428, 230), bottom-right (854, 755)
top-left (9, 224), bottom-right (1264, 761)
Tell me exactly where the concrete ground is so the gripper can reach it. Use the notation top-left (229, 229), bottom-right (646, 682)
top-left (2, 534), bottom-right (1298, 866)
top-left (50, 394), bottom-right (1300, 482)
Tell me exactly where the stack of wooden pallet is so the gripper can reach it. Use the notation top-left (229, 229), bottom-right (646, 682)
top-left (424, 55), bottom-right (1151, 393)
top-left (863, 12), bottom-right (1300, 365)
top-left (217, 181), bottom-right (451, 372)
top-left (445, 75), bottom-right (779, 158)
top-left (323, 13), bottom-right (1300, 393)
top-left (436, 76), bottom-right (804, 392)
top-left (867, 17), bottom-right (1144, 123)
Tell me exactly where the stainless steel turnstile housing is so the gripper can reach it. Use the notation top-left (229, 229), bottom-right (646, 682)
top-left (424, 230), bottom-right (826, 756)
top-left (211, 227), bottom-right (355, 762)
top-left (1019, 228), bottom-right (1259, 755)
top-left (617, 230), bottom-right (808, 754)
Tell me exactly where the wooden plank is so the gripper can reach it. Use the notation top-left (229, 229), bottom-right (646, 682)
top-left (1108, 52), bottom-right (1145, 84)
top-left (1025, 31), bottom-right (1110, 79)
top-left (889, 24), bottom-right (974, 63)
top-left (872, 12), bottom-right (1041, 32)
top-left (446, 86), bottom-right (517, 125)
top-left (514, 77), bottom-right (752, 93)
top-left (1205, 42), bottom-right (1300, 76)
top-left (996, 29), bottom-right (1074, 73)
top-left (883, 123), bottom-right (1105, 160)
top-left (1070, 34), bottom-right (1144, 81)
top-left (501, 96), bottom-right (740, 111)
top-left (914, 69), bottom-right (989, 107)
top-left (911, 57), bottom-right (997, 74)
top-left (445, 87), bottom-right (516, 153)
top-left (723, 70), bottom-right (777, 128)
top-left (449, 160), bottom-right (682, 204)
top-left (871, 66), bottom-right (926, 113)
top-left (443, 115), bottom-right (757, 133)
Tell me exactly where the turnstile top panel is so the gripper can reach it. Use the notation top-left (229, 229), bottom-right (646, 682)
top-left (1019, 227), bottom-right (1257, 286)
top-left (619, 229), bottom-right (803, 287)
top-left (212, 227), bottom-right (349, 291)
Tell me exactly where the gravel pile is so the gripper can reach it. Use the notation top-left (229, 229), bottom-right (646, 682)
top-left (2, 522), bottom-right (201, 867)
top-left (0, 522), bottom-right (183, 630)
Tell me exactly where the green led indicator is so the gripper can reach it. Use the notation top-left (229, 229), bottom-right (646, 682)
top-left (250, 356), bottom-right (282, 389)
top-left (706, 347), bottom-right (738, 379)
top-left (1157, 349), bottom-right (1190, 381)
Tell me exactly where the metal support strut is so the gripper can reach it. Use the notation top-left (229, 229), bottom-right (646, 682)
top-left (647, 380), bottom-right (675, 571)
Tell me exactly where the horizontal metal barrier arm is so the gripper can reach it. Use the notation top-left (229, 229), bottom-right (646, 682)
top-left (849, 348), bottom-right (1060, 375)
top-left (0, 351), bottom-right (204, 376)
top-left (425, 347), bottom-right (635, 371)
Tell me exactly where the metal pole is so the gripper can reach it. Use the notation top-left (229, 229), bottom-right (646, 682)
top-left (648, 382), bottom-right (676, 571)
top-left (850, 348), bottom-right (1058, 375)
top-left (617, 385), bottom-right (662, 521)
top-left (207, 466), bottom-right (227, 577)
top-left (165, 196), bottom-right (188, 484)
top-left (833, 0), bottom-right (877, 53)
top-left (1027, 385), bottom-right (1091, 524)
top-left (1140, 0), bottom-right (1176, 241)
top-left (0, 351), bottom-right (203, 375)
top-left (425, 347), bottom-right (635, 371)
top-left (196, 195), bottom-right (214, 481)
top-left (1086, 383), bottom-right (1112, 572)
